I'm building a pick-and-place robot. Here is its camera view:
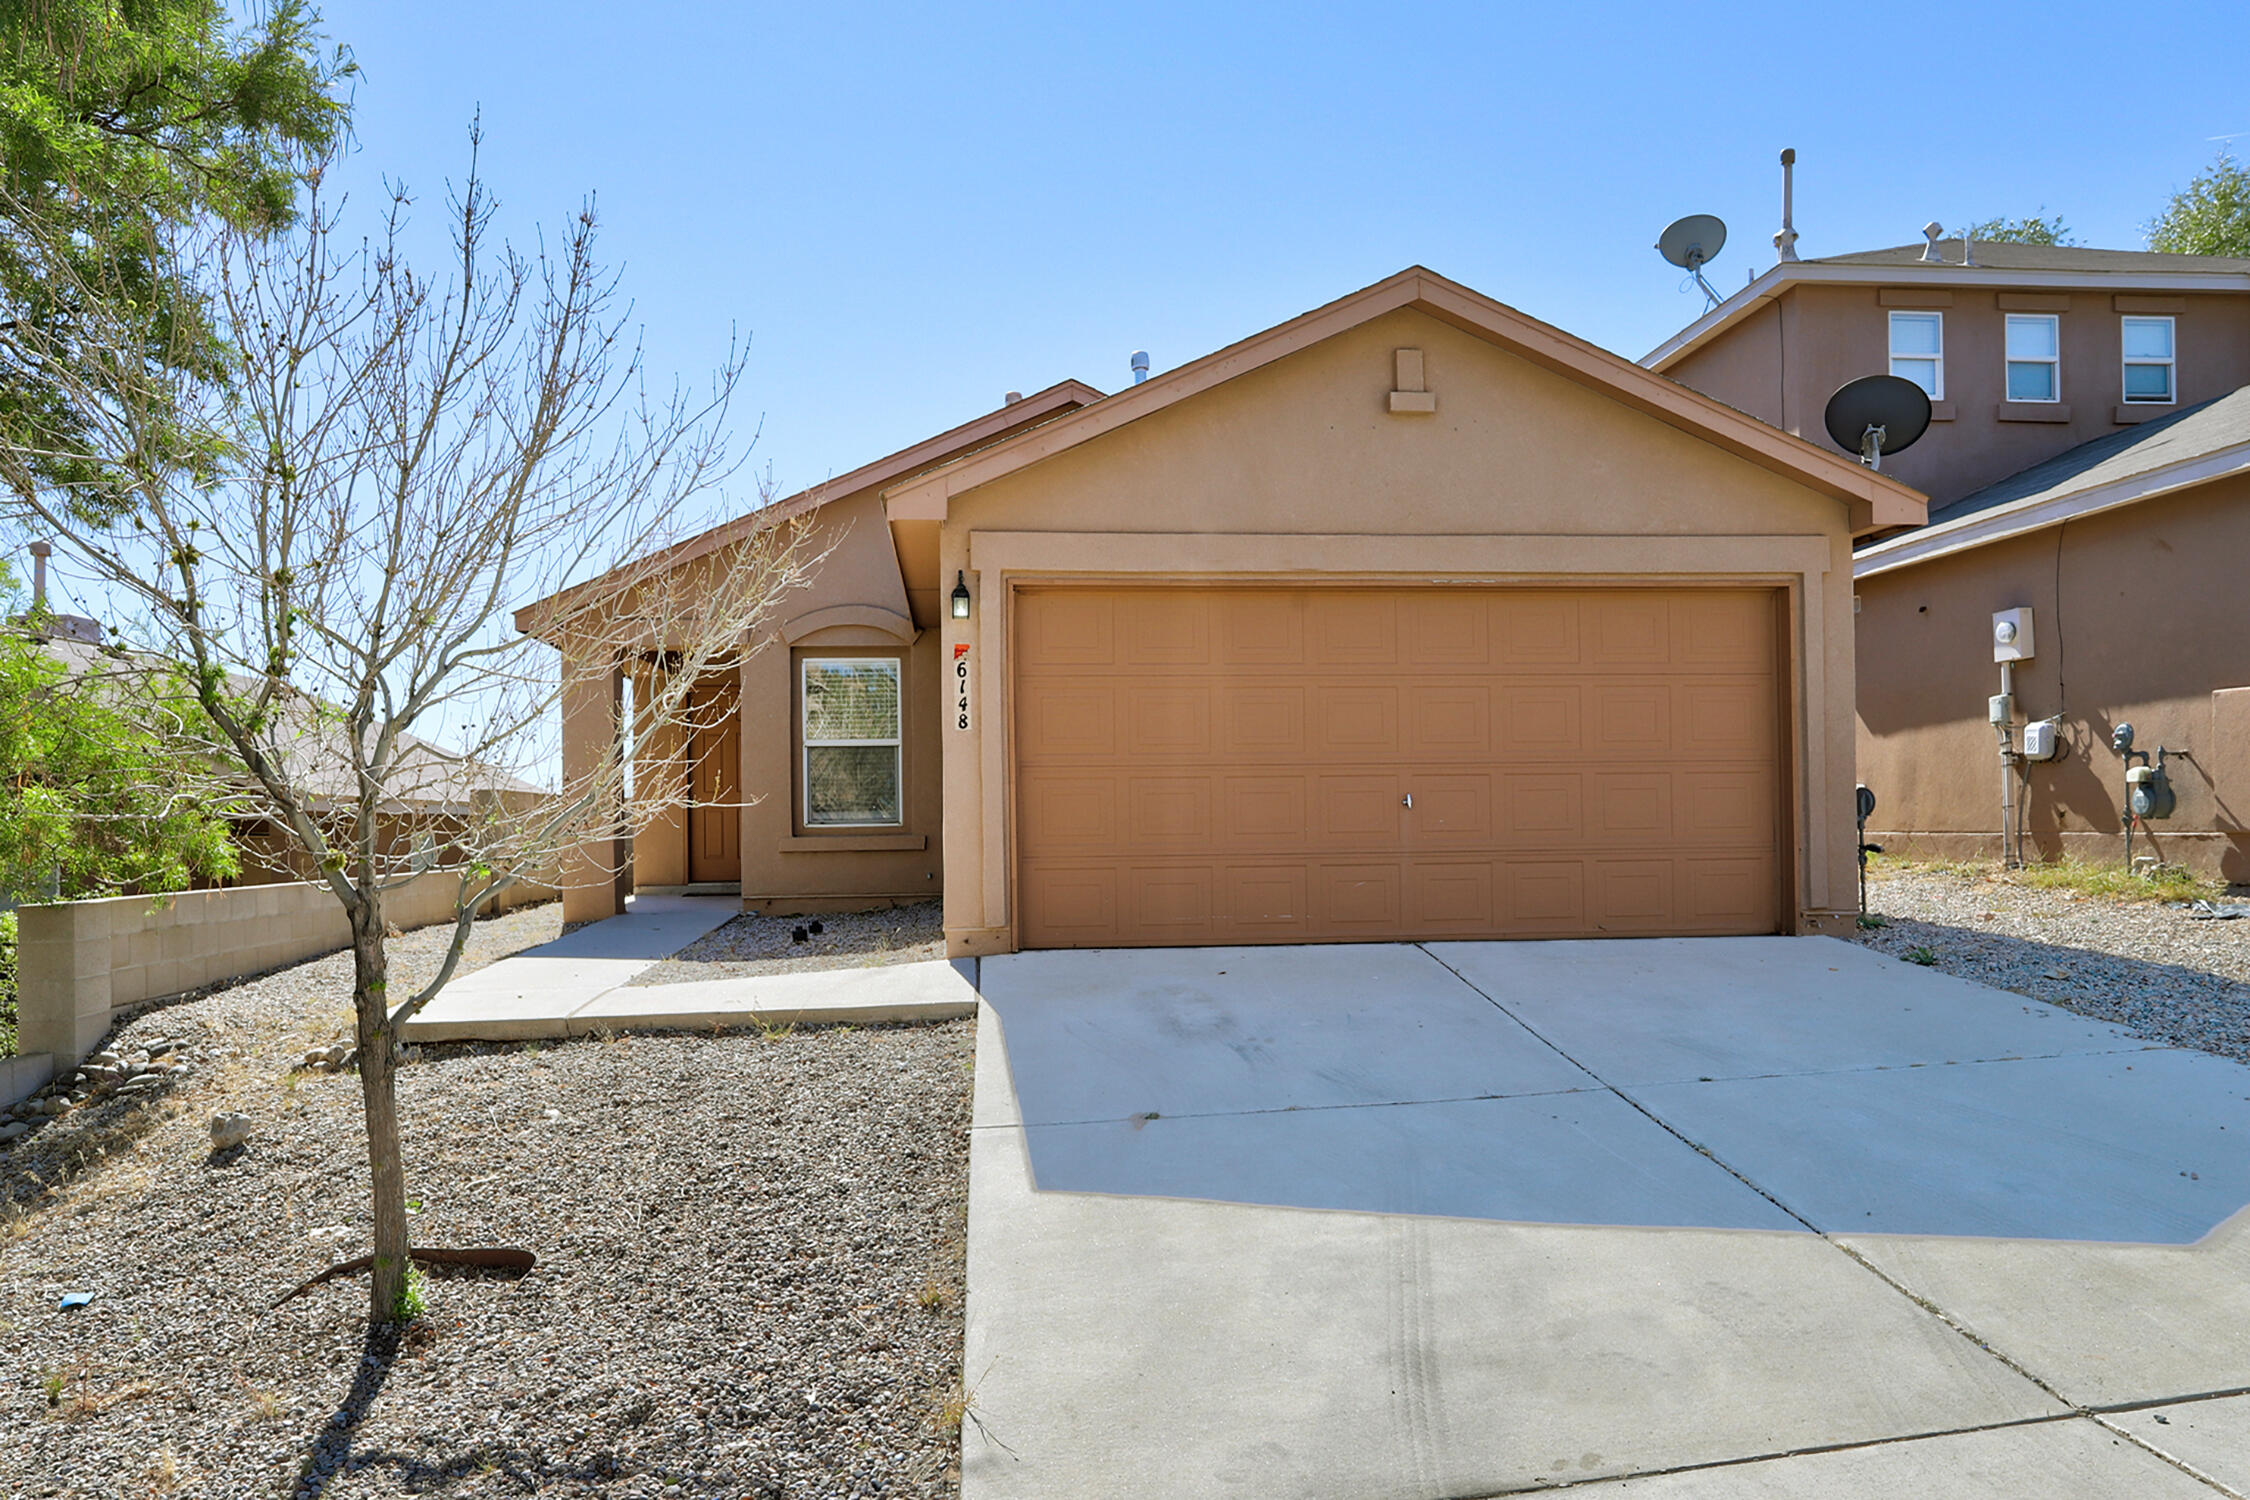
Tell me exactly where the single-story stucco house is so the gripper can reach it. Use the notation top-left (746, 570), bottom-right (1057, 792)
top-left (530, 267), bottom-right (1925, 955)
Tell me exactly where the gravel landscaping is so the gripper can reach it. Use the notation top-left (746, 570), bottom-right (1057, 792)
top-left (0, 902), bottom-right (974, 1499)
top-left (1857, 861), bottom-right (2250, 1064)
top-left (633, 903), bottom-right (946, 988)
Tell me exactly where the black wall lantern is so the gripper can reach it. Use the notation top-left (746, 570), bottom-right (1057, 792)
top-left (950, 570), bottom-right (972, 620)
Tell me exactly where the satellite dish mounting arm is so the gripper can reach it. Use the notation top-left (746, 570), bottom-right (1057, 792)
top-left (1859, 424), bottom-right (1887, 470)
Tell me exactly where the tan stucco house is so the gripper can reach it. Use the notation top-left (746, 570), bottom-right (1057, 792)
top-left (1652, 238), bottom-right (2250, 878)
top-left (538, 267), bottom-right (1925, 953)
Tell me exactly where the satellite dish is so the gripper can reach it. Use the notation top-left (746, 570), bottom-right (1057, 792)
top-left (1823, 374), bottom-right (1931, 471)
top-left (1656, 214), bottom-right (1728, 309)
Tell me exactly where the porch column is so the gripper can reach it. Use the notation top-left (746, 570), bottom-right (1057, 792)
top-left (559, 656), bottom-right (627, 924)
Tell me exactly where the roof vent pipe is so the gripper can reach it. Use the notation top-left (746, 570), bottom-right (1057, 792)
top-left (1003, 391), bottom-right (1022, 405)
top-left (1920, 222), bottom-right (1945, 263)
top-left (1960, 229), bottom-right (1975, 268)
top-left (1130, 350), bottom-right (1151, 385)
top-left (1773, 148), bottom-right (1800, 263)
top-left (29, 538), bottom-right (49, 610)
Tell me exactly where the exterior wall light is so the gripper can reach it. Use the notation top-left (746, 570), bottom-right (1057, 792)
top-left (950, 570), bottom-right (973, 620)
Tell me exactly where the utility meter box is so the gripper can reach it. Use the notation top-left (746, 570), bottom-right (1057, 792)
top-left (1992, 607), bottom-right (2035, 663)
top-left (2022, 719), bottom-right (2061, 761)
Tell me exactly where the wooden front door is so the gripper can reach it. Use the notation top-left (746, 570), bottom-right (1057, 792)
top-left (688, 675), bottom-right (741, 884)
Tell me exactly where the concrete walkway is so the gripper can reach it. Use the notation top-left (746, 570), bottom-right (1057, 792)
top-left (963, 937), bottom-right (2250, 1498)
top-left (401, 894), bottom-right (976, 1041)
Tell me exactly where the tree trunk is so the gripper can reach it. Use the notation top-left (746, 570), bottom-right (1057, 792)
top-left (351, 895), bottom-right (410, 1322)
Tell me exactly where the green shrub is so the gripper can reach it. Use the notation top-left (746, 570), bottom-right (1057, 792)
top-left (0, 911), bottom-right (16, 1058)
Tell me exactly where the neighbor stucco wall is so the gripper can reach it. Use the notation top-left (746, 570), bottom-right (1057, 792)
top-left (932, 305), bottom-right (1864, 954)
top-left (16, 873), bottom-right (555, 1069)
top-left (1671, 284), bottom-right (2250, 507)
top-left (1856, 470), bottom-right (2250, 879)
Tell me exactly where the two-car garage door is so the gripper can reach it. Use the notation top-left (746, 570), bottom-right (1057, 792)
top-left (1014, 585), bottom-right (1784, 948)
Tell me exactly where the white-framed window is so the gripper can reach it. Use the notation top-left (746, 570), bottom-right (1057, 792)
top-left (2004, 313), bottom-right (2061, 402)
top-left (1888, 310), bottom-right (1944, 398)
top-left (2121, 315), bottom-right (2175, 403)
top-left (800, 657), bottom-right (902, 826)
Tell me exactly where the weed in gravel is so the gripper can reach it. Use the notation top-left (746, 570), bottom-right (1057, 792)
top-left (753, 1016), bottom-right (798, 1043)
top-left (1857, 914), bottom-right (1888, 929)
top-left (2010, 857), bottom-right (2216, 902)
top-left (394, 1263), bottom-right (429, 1323)
top-left (914, 1278), bottom-right (955, 1312)
top-left (40, 1368), bottom-right (64, 1407)
top-left (1904, 946), bottom-right (1939, 966)
top-left (145, 1448), bottom-right (184, 1493)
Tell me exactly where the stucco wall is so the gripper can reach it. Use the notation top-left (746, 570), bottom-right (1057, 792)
top-left (16, 872), bottom-right (555, 1069)
top-left (933, 305), bottom-right (1864, 954)
top-left (1856, 471), bottom-right (2250, 878)
top-left (1670, 284), bottom-right (2250, 507)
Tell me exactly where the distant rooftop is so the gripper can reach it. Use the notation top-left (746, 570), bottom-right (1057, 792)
top-left (1811, 240), bottom-right (2250, 275)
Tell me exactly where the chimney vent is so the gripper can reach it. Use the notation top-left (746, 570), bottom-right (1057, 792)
top-left (1130, 350), bottom-right (1151, 385)
top-left (1003, 391), bottom-right (1022, 405)
top-left (1773, 149), bottom-right (1800, 263)
top-left (1920, 222), bottom-right (1945, 263)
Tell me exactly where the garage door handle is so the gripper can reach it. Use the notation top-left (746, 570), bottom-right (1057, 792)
top-left (1402, 794), bottom-right (1412, 809)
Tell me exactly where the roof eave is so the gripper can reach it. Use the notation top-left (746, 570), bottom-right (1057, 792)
top-left (1854, 439), bottom-right (2250, 579)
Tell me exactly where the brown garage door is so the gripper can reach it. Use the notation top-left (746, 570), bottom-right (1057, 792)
top-left (1014, 585), bottom-right (1783, 948)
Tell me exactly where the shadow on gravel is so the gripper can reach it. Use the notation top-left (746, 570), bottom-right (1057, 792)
top-left (292, 1319), bottom-right (648, 1497)
top-left (1853, 915), bottom-right (2250, 1064)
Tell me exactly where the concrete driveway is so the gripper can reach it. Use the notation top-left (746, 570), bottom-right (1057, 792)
top-left (962, 937), bottom-right (2250, 1498)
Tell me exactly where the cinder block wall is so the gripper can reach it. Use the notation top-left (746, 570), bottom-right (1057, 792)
top-left (15, 872), bottom-right (557, 1071)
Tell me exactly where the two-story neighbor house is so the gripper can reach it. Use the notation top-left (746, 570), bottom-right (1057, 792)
top-left (1649, 237), bottom-right (2250, 880)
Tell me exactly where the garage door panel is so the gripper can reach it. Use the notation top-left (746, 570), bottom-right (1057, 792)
top-left (1019, 774), bottom-right (1118, 847)
top-left (1318, 775), bottom-right (1404, 840)
top-left (1405, 593), bottom-right (1491, 665)
top-left (1126, 777), bottom-right (1213, 844)
top-left (1588, 594), bottom-right (1675, 665)
top-left (1313, 685), bottom-right (1401, 756)
top-left (1408, 775), bottom-right (1492, 839)
top-left (1497, 684), bottom-right (1583, 751)
top-left (1678, 593), bottom-right (1777, 668)
top-left (1492, 594), bottom-right (1581, 664)
top-left (1591, 683), bottom-right (1672, 754)
top-left (1022, 864), bottom-right (1119, 945)
top-left (1019, 688), bottom-right (1118, 761)
top-left (1308, 593), bottom-right (1400, 664)
top-left (1219, 687), bottom-right (1307, 757)
top-left (1128, 866), bottom-right (1216, 939)
top-left (1408, 685), bottom-right (1492, 757)
top-left (1015, 586), bottom-right (1782, 948)
top-left (1224, 865), bottom-right (1310, 934)
top-left (1124, 687), bottom-right (1213, 757)
top-left (1502, 774), bottom-right (1584, 841)
top-left (1217, 592), bottom-right (1305, 665)
top-left (1018, 592), bottom-right (1115, 668)
top-left (1409, 862), bottom-right (1494, 931)
top-left (1500, 861), bottom-right (1587, 931)
top-left (1316, 863), bottom-right (1404, 928)
top-left (1118, 592), bottom-right (1212, 665)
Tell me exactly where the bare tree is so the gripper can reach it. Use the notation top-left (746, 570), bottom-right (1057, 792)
top-left (0, 146), bottom-right (822, 1321)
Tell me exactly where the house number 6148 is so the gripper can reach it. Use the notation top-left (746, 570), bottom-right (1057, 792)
top-left (952, 645), bottom-right (972, 731)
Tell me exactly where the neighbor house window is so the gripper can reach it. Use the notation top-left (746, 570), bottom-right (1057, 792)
top-left (2121, 315), bottom-right (2175, 403)
top-left (801, 658), bottom-right (901, 826)
top-left (1888, 311), bottom-right (1944, 398)
top-left (2004, 314), bottom-right (2061, 402)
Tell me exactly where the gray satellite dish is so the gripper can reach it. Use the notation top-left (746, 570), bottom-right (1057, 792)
top-left (1823, 375), bottom-right (1931, 471)
top-left (1656, 214), bottom-right (1728, 309)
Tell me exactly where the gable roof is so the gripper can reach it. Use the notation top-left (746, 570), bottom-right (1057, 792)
top-left (883, 266), bottom-right (1925, 535)
top-left (1855, 384), bottom-right (2250, 579)
top-left (515, 379), bottom-right (1105, 638)
top-left (1644, 244), bottom-right (2250, 374)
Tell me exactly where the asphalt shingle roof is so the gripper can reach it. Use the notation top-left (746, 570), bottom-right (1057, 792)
top-left (1923, 384), bottom-right (2250, 529)
top-left (1811, 241), bottom-right (2250, 275)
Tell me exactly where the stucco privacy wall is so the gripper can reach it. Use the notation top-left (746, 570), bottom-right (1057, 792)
top-left (1855, 470), bottom-right (2250, 880)
top-left (920, 304), bottom-right (1865, 955)
top-left (15, 873), bottom-right (554, 1069)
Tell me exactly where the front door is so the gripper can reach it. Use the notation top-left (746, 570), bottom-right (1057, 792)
top-left (688, 674), bottom-right (741, 884)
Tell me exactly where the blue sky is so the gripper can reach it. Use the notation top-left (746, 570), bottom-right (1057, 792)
top-left (318, 0), bottom-right (2247, 516)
